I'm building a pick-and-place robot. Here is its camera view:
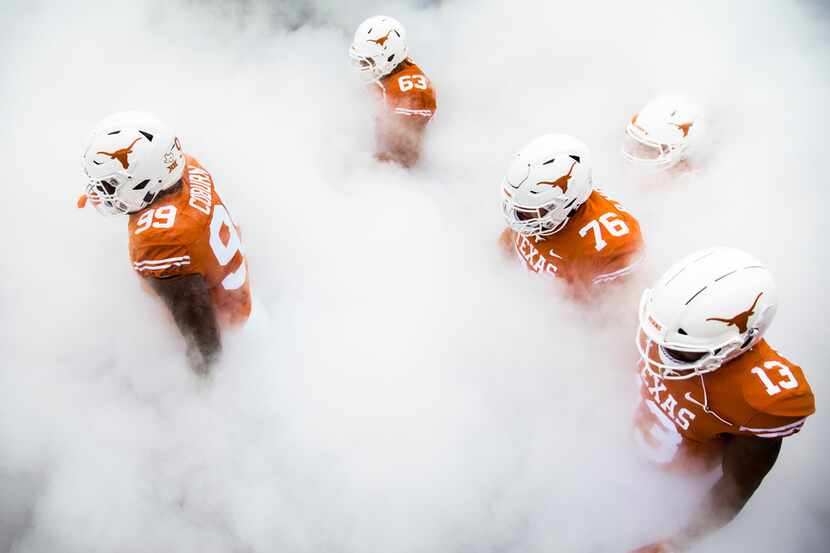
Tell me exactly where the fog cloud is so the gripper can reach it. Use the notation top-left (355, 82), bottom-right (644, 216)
top-left (1, 1), bottom-right (828, 552)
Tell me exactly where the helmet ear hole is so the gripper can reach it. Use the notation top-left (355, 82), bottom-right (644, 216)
top-left (387, 54), bottom-right (395, 62)
top-left (740, 329), bottom-right (758, 349)
top-left (101, 179), bottom-right (116, 195)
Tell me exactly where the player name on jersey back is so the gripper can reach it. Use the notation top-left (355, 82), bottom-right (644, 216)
top-left (186, 166), bottom-right (214, 215)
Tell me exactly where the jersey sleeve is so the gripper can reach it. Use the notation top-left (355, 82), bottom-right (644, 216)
top-left (129, 207), bottom-right (200, 280)
top-left (737, 358), bottom-right (816, 438)
top-left (131, 241), bottom-right (193, 279)
top-left (738, 410), bottom-right (811, 439)
top-left (592, 224), bottom-right (645, 285)
top-left (386, 69), bottom-right (436, 120)
top-left (498, 228), bottom-right (517, 259)
top-left (592, 248), bottom-right (644, 285)
top-left (393, 87), bottom-right (436, 120)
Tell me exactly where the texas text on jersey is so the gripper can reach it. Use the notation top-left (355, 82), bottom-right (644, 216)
top-left (501, 189), bottom-right (644, 291)
top-left (128, 155), bottom-right (252, 327)
top-left (373, 59), bottom-right (437, 166)
top-left (635, 333), bottom-right (815, 474)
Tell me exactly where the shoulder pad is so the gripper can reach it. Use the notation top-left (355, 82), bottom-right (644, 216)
top-left (738, 344), bottom-right (816, 418)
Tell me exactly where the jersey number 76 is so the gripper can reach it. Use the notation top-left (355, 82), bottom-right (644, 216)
top-left (578, 212), bottom-right (630, 251)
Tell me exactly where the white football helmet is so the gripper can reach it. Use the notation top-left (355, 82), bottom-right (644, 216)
top-left (82, 111), bottom-right (184, 215)
top-left (349, 15), bottom-right (408, 82)
top-left (638, 247), bottom-right (777, 380)
top-left (622, 95), bottom-right (703, 171)
top-left (501, 134), bottom-right (593, 237)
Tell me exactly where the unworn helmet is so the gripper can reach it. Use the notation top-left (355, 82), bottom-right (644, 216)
top-left (622, 95), bottom-right (703, 171)
top-left (501, 134), bottom-right (593, 237)
top-left (638, 247), bottom-right (777, 379)
top-left (349, 15), bottom-right (408, 83)
top-left (82, 111), bottom-right (184, 215)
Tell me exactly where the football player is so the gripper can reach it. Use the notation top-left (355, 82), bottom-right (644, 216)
top-left (622, 95), bottom-right (703, 173)
top-left (630, 247), bottom-right (815, 552)
top-left (349, 15), bottom-right (437, 168)
top-left (79, 111), bottom-right (251, 375)
top-left (499, 134), bottom-right (645, 296)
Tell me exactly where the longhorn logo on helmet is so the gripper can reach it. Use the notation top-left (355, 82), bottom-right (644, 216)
top-left (97, 137), bottom-right (142, 169)
top-left (368, 30), bottom-right (395, 46)
top-left (706, 292), bottom-right (763, 333)
top-left (672, 121), bottom-right (693, 137)
top-left (538, 160), bottom-right (577, 193)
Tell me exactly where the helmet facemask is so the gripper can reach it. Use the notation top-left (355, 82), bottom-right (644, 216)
top-left (622, 124), bottom-right (686, 171)
top-left (501, 193), bottom-right (578, 237)
top-left (637, 333), bottom-right (742, 380)
top-left (84, 173), bottom-right (155, 215)
top-left (349, 49), bottom-right (385, 83)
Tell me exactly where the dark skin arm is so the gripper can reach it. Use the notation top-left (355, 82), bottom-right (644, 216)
top-left (630, 435), bottom-right (782, 552)
top-left (149, 273), bottom-right (221, 376)
top-left (678, 435), bottom-right (782, 544)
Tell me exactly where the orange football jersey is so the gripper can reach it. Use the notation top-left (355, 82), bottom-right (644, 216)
top-left (372, 59), bottom-right (437, 164)
top-left (128, 155), bottom-right (251, 327)
top-left (500, 189), bottom-right (644, 291)
top-left (634, 333), bottom-right (815, 474)
top-left (375, 59), bottom-right (437, 120)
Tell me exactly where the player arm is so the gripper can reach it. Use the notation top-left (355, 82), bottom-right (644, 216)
top-left (591, 246), bottom-right (644, 286)
top-left (587, 207), bottom-right (645, 286)
top-left (629, 434), bottom-right (782, 553)
top-left (376, 114), bottom-right (430, 167)
top-left (672, 434), bottom-right (782, 549)
top-left (376, 88), bottom-right (435, 167)
top-left (498, 228), bottom-right (518, 260)
top-left (149, 273), bottom-right (221, 376)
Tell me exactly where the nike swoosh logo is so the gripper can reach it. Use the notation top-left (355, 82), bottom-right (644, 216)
top-left (684, 392), bottom-right (698, 402)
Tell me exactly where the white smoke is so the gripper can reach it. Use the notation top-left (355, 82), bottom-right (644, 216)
top-left (0, 1), bottom-right (828, 552)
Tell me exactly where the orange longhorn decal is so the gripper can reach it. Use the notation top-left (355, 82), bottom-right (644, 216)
top-left (673, 121), bottom-right (693, 137)
top-left (97, 137), bottom-right (142, 169)
top-left (705, 292), bottom-right (763, 333)
top-left (538, 160), bottom-right (577, 193)
top-left (369, 30), bottom-right (394, 47)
